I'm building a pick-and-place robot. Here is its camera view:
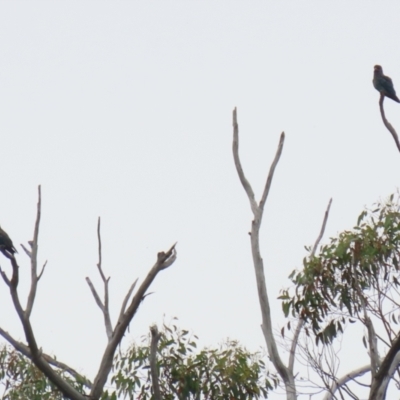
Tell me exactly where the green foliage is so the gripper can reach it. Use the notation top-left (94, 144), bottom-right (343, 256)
top-left (111, 321), bottom-right (278, 400)
top-left (0, 323), bottom-right (278, 400)
top-left (281, 193), bottom-right (400, 344)
top-left (0, 346), bottom-right (87, 400)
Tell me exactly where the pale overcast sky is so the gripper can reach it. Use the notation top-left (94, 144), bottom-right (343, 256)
top-left (1, 2), bottom-right (400, 398)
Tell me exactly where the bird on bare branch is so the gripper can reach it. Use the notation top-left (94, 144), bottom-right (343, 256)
top-left (0, 226), bottom-right (17, 256)
top-left (373, 65), bottom-right (400, 103)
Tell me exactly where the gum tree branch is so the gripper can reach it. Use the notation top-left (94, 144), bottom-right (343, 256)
top-left (0, 186), bottom-right (178, 400)
top-left (323, 353), bottom-right (400, 400)
top-left (352, 241), bottom-right (379, 380)
top-left (288, 199), bottom-right (332, 372)
top-left (378, 95), bottom-right (400, 152)
top-left (150, 325), bottom-right (162, 400)
top-left (86, 217), bottom-right (113, 340)
top-left (26, 185), bottom-right (42, 317)
top-left (117, 278), bottom-right (138, 324)
top-left (369, 333), bottom-right (400, 400)
top-left (90, 243), bottom-right (177, 399)
top-left (232, 108), bottom-right (259, 217)
top-left (0, 327), bottom-right (92, 389)
top-left (0, 188), bottom-right (88, 400)
top-left (232, 108), bottom-right (296, 399)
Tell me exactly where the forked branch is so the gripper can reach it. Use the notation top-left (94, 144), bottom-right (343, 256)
top-left (86, 217), bottom-right (113, 340)
top-left (232, 108), bottom-right (296, 399)
top-left (0, 186), bottom-right (178, 400)
top-left (90, 243), bottom-right (177, 399)
top-left (0, 187), bottom-right (87, 400)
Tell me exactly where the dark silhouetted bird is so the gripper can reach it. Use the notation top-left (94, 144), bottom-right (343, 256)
top-left (373, 65), bottom-right (400, 103)
top-left (0, 226), bottom-right (17, 255)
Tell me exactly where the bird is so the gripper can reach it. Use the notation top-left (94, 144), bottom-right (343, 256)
top-left (373, 65), bottom-right (400, 103)
top-left (0, 226), bottom-right (17, 255)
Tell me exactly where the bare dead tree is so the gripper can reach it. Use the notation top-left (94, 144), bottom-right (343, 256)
top-left (232, 108), bottom-right (295, 398)
top-left (0, 186), bottom-right (177, 400)
top-left (378, 94), bottom-right (400, 152)
top-left (232, 108), bottom-right (335, 400)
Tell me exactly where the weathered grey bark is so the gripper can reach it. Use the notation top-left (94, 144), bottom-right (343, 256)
top-left (0, 326), bottom-right (92, 389)
top-left (322, 364), bottom-right (370, 400)
top-left (150, 325), bottom-right (162, 400)
top-left (232, 108), bottom-right (296, 399)
top-left (378, 94), bottom-right (400, 152)
top-left (90, 244), bottom-right (177, 399)
top-left (0, 186), bottom-right (178, 400)
top-left (369, 333), bottom-right (400, 400)
top-left (0, 187), bottom-right (88, 400)
top-left (85, 217), bottom-right (113, 340)
top-left (323, 353), bottom-right (400, 400)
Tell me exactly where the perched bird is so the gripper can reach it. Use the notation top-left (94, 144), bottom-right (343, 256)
top-left (0, 226), bottom-right (17, 255)
top-left (373, 65), bottom-right (400, 103)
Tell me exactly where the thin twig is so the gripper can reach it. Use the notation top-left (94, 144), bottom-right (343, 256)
top-left (96, 217), bottom-right (113, 339)
top-left (20, 244), bottom-right (31, 257)
top-left (289, 198), bottom-right (333, 373)
top-left (232, 107), bottom-right (259, 217)
top-left (352, 240), bottom-right (379, 379)
top-left (86, 218), bottom-right (113, 340)
top-left (311, 198), bottom-right (332, 258)
top-left (86, 277), bottom-right (105, 312)
top-left (118, 278), bottom-right (138, 325)
top-left (0, 264), bottom-right (10, 286)
top-left (258, 132), bottom-right (285, 213)
top-left (37, 260), bottom-right (47, 281)
top-left (26, 185), bottom-right (41, 317)
top-left (96, 217), bottom-right (106, 282)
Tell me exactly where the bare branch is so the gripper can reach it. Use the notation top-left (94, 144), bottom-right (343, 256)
top-left (232, 108), bottom-right (259, 217)
top-left (86, 277), bottom-right (105, 311)
top-left (311, 198), bottom-right (332, 258)
top-left (258, 132), bottom-right (285, 213)
top-left (288, 320), bottom-right (304, 373)
top-left (90, 243), bottom-right (177, 399)
top-left (324, 353), bottom-right (400, 400)
top-left (370, 333), bottom-right (400, 399)
top-left (232, 108), bottom-right (296, 399)
top-left (289, 199), bottom-right (333, 372)
top-left (118, 278), bottom-right (138, 324)
top-left (0, 187), bottom-right (177, 400)
top-left (378, 95), bottom-right (400, 153)
top-left (20, 243), bottom-right (31, 257)
top-left (150, 325), bottom-right (162, 400)
top-left (0, 187), bottom-right (88, 400)
top-left (37, 260), bottom-right (47, 281)
top-left (86, 218), bottom-right (114, 340)
top-left (0, 267), bottom-right (10, 286)
top-left (352, 241), bottom-right (379, 379)
top-left (0, 327), bottom-right (92, 389)
top-left (26, 185), bottom-right (41, 317)
top-left (3, 253), bottom-right (87, 399)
